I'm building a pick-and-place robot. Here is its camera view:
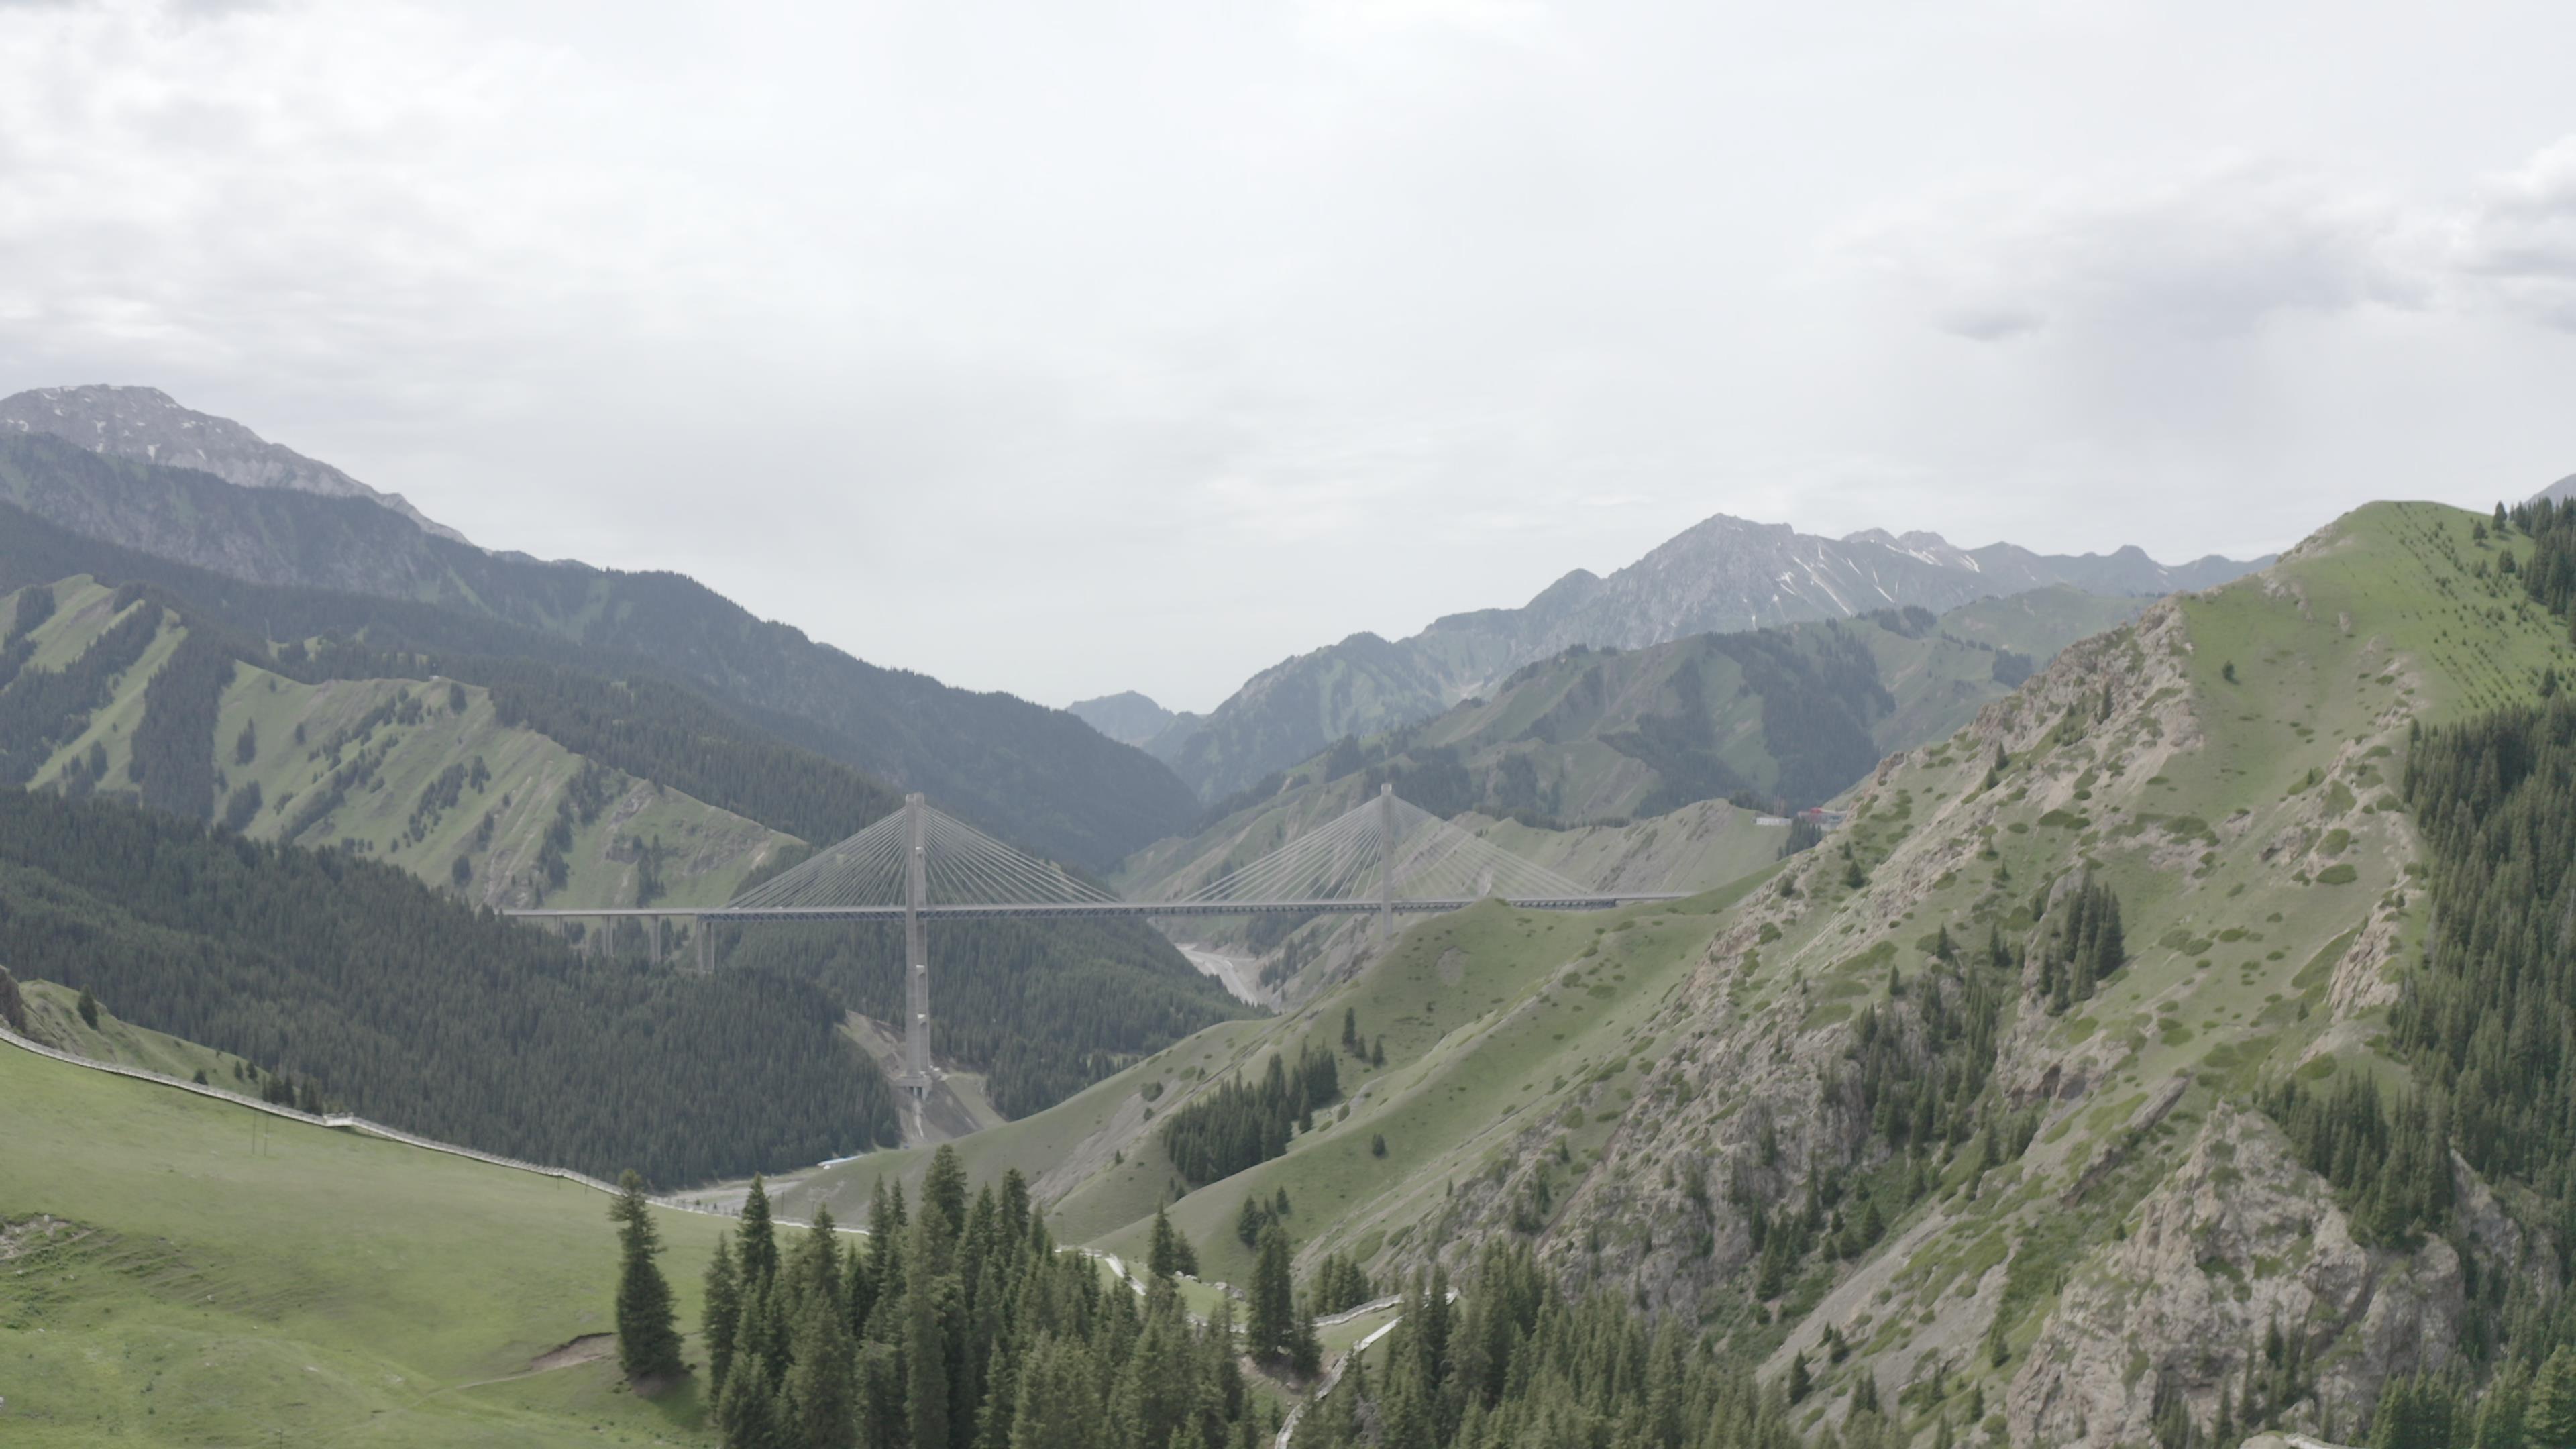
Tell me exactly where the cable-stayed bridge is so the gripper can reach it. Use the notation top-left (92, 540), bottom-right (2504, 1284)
top-left (507, 785), bottom-right (1678, 1095)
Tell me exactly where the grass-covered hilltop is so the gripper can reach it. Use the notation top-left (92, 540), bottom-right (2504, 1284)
top-left (9, 496), bottom-right (2576, 1448)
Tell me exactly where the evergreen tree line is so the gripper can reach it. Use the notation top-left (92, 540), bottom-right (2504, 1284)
top-left (2141, 1309), bottom-right (2318, 1449)
top-left (0, 787), bottom-right (898, 1182)
top-left (2381, 696), bottom-right (2576, 1257)
top-left (130, 629), bottom-right (235, 820)
top-left (2356, 1343), bottom-right (2576, 1449)
top-left (2251, 688), bottom-right (2576, 1439)
top-left (2505, 495), bottom-right (2576, 628)
top-left (722, 906), bottom-right (1251, 1121)
top-left (1160, 1044), bottom-right (1344, 1186)
top-left (1309, 1251), bottom-right (1377, 1314)
top-left (1848, 926), bottom-right (2015, 1158)
top-left (0, 586), bottom-right (157, 786)
top-left (2261, 1073), bottom-right (2454, 1250)
top-left (1295, 1242), bottom-right (1816, 1449)
top-left (2029, 873), bottom-right (2126, 1014)
top-left (0, 578), bottom-right (59, 687)
top-left (695, 1149), bottom-right (1287, 1449)
top-left (1752, 923), bottom-right (2040, 1302)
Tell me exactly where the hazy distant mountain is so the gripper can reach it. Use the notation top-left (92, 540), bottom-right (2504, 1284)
top-left (1067, 690), bottom-right (1180, 746)
top-left (1166, 511), bottom-right (2270, 803)
top-left (2535, 474), bottom-right (2576, 505)
top-left (0, 384), bottom-right (467, 542)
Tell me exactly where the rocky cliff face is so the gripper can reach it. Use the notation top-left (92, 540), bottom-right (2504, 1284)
top-left (2006, 1102), bottom-right (2522, 1448)
top-left (0, 384), bottom-right (466, 541)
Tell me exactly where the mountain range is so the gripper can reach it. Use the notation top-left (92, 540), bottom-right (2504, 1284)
top-left (1105, 508), bottom-right (2273, 804)
top-left (0, 394), bottom-right (1194, 867)
top-left (789, 495), bottom-right (2576, 1449)
top-left (13, 376), bottom-right (2576, 1449)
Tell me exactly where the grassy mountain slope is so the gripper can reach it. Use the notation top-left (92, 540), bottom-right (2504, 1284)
top-left (16, 979), bottom-right (255, 1084)
top-left (0, 434), bottom-right (1193, 865)
top-left (0, 574), bottom-right (1245, 1132)
top-left (1411, 499), bottom-right (2571, 1446)
top-left (0, 1041), bottom-right (731, 1446)
top-left (797, 500), bottom-right (2573, 1449)
top-left (6, 576), bottom-right (793, 908)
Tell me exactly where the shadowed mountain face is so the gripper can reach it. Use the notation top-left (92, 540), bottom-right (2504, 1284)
top-left (2535, 473), bottom-right (2576, 505)
top-left (1152, 511), bottom-right (2271, 803)
top-left (0, 429), bottom-right (1197, 867)
top-left (0, 385), bottom-right (467, 543)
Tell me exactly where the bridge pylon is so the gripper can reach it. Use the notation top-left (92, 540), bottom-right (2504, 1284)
top-left (900, 793), bottom-right (932, 1098)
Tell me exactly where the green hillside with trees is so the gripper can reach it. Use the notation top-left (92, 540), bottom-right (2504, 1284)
top-left (0, 570), bottom-right (1250, 1128)
top-left (0, 786), bottom-right (900, 1181)
top-left (0, 443), bottom-right (1193, 867)
top-left (784, 498), bottom-right (2576, 1449)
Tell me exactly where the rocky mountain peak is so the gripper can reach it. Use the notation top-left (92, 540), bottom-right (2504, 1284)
top-left (0, 384), bottom-right (467, 543)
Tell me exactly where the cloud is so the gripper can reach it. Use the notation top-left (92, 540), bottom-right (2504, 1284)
top-left (1856, 160), bottom-right (2438, 344)
top-left (2448, 137), bottom-right (2576, 330)
top-left (1860, 136), bottom-right (2576, 349)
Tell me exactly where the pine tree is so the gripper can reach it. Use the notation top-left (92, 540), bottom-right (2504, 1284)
top-left (2529, 1346), bottom-right (2576, 1449)
top-left (610, 1170), bottom-right (686, 1384)
top-left (740, 1175), bottom-right (782, 1289)
top-left (77, 987), bottom-right (99, 1029)
top-left (1249, 1222), bottom-right (1295, 1360)
top-left (784, 1270), bottom-right (859, 1449)
top-left (1148, 1204), bottom-right (1197, 1279)
top-left (1289, 1297), bottom-right (1323, 1378)
top-left (906, 1212), bottom-right (953, 1449)
top-left (718, 1348), bottom-right (784, 1449)
top-left (923, 1144), bottom-right (969, 1242)
top-left (2467, 1356), bottom-right (2526, 1449)
top-left (1786, 1351), bottom-right (1811, 1404)
top-left (706, 1235), bottom-right (744, 1401)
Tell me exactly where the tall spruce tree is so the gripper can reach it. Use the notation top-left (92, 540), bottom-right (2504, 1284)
top-left (1248, 1222), bottom-right (1295, 1361)
top-left (740, 1175), bottom-right (782, 1289)
top-left (706, 1235), bottom-right (744, 1401)
top-left (610, 1171), bottom-right (686, 1384)
top-left (1147, 1203), bottom-right (1197, 1280)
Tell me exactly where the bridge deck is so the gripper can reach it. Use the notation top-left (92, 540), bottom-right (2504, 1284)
top-left (504, 894), bottom-right (1687, 922)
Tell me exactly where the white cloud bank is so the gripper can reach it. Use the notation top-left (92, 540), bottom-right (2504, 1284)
top-left (0, 0), bottom-right (2571, 708)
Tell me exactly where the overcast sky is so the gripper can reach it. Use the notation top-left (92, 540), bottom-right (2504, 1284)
top-left (4, 1), bottom-right (2573, 711)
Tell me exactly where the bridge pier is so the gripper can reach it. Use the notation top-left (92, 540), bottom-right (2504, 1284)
top-left (900, 794), bottom-right (932, 1098)
top-left (1377, 783), bottom-right (1395, 944)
